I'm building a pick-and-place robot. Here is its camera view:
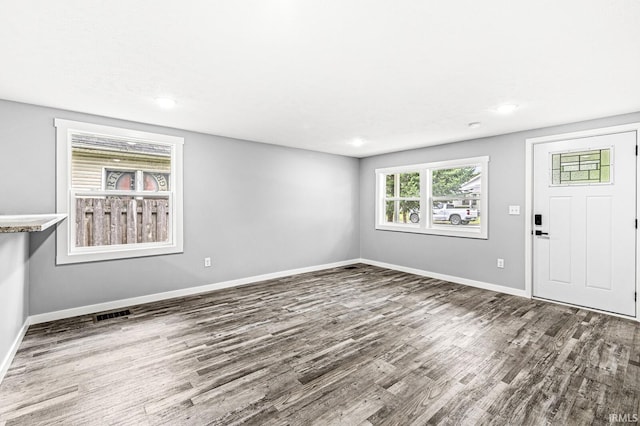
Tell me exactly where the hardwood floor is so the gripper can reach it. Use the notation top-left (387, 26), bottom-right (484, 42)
top-left (1, 264), bottom-right (639, 425)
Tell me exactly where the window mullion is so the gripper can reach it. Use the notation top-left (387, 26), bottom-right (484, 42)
top-left (135, 170), bottom-right (144, 192)
top-left (71, 190), bottom-right (171, 198)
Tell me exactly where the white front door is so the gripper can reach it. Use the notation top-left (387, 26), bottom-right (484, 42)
top-left (533, 131), bottom-right (637, 316)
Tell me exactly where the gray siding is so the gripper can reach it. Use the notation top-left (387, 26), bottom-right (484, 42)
top-left (71, 149), bottom-right (171, 190)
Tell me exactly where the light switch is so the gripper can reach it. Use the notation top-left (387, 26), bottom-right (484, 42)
top-left (508, 205), bottom-right (520, 215)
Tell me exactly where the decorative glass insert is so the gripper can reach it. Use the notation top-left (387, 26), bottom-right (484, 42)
top-left (551, 148), bottom-right (611, 185)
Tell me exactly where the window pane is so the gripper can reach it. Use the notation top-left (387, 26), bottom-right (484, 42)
top-left (401, 200), bottom-right (420, 224)
top-left (143, 172), bottom-right (170, 191)
top-left (432, 198), bottom-right (480, 227)
top-left (71, 134), bottom-right (171, 191)
top-left (75, 195), bottom-right (170, 247)
top-left (432, 165), bottom-right (481, 228)
top-left (385, 200), bottom-right (395, 223)
top-left (105, 170), bottom-right (136, 190)
top-left (385, 174), bottom-right (395, 197)
top-left (432, 166), bottom-right (479, 197)
top-left (399, 172), bottom-right (420, 197)
top-left (385, 200), bottom-right (420, 224)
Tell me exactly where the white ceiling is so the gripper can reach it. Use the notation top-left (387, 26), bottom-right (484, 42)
top-left (1, 1), bottom-right (639, 157)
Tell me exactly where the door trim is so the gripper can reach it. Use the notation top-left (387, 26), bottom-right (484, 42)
top-left (525, 122), bottom-right (640, 321)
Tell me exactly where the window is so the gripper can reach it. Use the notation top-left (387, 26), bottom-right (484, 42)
top-left (375, 156), bottom-right (489, 238)
top-left (55, 119), bottom-right (184, 264)
top-left (550, 148), bottom-right (611, 185)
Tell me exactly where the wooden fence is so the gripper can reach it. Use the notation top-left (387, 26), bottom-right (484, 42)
top-left (76, 197), bottom-right (169, 247)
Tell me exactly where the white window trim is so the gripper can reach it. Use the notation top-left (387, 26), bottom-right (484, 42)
top-left (375, 156), bottom-right (489, 239)
top-left (55, 119), bottom-right (184, 264)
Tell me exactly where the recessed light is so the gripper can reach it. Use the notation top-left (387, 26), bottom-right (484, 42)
top-left (112, 159), bottom-right (121, 162)
top-left (155, 97), bottom-right (176, 109)
top-left (495, 104), bottom-right (518, 114)
top-left (468, 122), bottom-right (481, 129)
top-left (349, 137), bottom-right (366, 147)
top-left (127, 141), bottom-right (137, 146)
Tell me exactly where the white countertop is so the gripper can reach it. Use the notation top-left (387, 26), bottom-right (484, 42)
top-left (0, 214), bottom-right (67, 233)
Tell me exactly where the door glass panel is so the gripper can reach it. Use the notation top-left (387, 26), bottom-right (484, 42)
top-left (551, 148), bottom-right (611, 185)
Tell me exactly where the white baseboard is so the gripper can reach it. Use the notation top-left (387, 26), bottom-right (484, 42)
top-left (360, 258), bottom-right (528, 298)
top-left (0, 318), bottom-right (30, 385)
top-left (29, 258), bottom-right (527, 325)
top-left (29, 258), bottom-right (361, 325)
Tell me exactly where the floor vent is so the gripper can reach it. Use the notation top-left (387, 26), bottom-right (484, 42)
top-left (343, 266), bottom-right (359, 270)
top-left (94, 309), bottom-right (131, 322)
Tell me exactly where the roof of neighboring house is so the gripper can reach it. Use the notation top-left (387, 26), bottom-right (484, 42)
top-left (71, 133), bottom-right (171, 157)
top-left (460, 174), bottom-right (481, 193)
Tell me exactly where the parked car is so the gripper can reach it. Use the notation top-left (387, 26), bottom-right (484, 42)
top-left (409, 210), bottom-right (420, 223)
top-left (409, 203), bottom-right (478, 225)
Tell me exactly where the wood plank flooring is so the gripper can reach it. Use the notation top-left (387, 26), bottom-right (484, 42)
top-left (1, 264), bottom-right (639, 425)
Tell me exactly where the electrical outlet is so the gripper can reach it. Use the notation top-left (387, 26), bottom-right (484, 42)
top-left (204, 257), bottom-right (211, 268)
top-left (497, 258), bottom-right (504, 268)
top-left (508, 205), bottom-right (520, 215)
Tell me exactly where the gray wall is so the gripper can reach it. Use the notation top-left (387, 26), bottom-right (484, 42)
top-left (360, 112), bottom-right (640, 290)
top-left (0, 233), bottom-right (28, 373)
top-left (0, 99), bottom-right (360, 315)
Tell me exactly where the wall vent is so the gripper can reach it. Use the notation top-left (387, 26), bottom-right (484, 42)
top-left (94, 309), bottom-right (131, 322)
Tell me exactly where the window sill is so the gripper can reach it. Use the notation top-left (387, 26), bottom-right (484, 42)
top-left (57, 241), bottom-right (183, 265)
top-left (375, 224), bottom-right (488, 239)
